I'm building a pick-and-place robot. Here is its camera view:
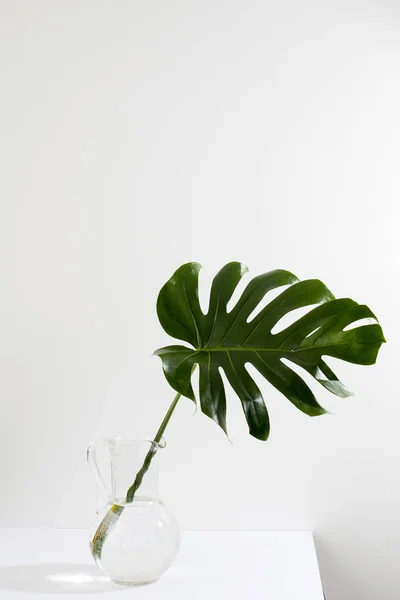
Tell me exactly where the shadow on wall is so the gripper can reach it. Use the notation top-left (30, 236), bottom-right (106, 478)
top-left (0, 563), bottom-right (132, 594)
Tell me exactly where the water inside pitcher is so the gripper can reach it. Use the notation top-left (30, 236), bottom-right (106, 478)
top-left (87, 438), bottom-right (180, 585)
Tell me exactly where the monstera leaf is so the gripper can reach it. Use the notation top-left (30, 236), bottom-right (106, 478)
top-left (154, 263), bottom-right (385, 441)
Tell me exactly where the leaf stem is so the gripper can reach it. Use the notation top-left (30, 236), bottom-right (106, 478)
top-left (91, 391), bottom-right (182, 560)
top-left (126, 391), bottom-right (181, 502)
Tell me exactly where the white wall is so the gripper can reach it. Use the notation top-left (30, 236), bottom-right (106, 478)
top-left (1, 1), bottom-right (399, 598)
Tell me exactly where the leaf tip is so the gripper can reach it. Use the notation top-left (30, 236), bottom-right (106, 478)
top-left (240, 263), bottom-right (249, 276)
top-left (310, 406), bottom-right (329, 417)
top-left (252, 429), bottom-right (270, 442)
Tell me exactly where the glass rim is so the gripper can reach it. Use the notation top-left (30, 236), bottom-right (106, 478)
top-left (110, 437), bottom-right (166, 450)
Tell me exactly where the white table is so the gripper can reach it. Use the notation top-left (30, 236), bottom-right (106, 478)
top-left (0, 529), bottom-right (325, 599)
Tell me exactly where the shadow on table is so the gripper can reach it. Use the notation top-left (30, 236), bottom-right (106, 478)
top-left (0, 563), bottom-right (132, 594)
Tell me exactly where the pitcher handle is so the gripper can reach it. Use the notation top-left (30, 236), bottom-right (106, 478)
top-left (87, 438), bottom-right (115, 499)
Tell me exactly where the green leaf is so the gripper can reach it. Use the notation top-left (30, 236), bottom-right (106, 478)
top-left (154, 263), bottom-right (385, 441)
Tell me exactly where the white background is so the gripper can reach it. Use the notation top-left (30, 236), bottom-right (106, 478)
top-left (1, 1), bottom-right (399, 599)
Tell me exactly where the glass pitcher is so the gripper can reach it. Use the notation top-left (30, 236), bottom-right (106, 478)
top-left (87, 438), bottom-right (180, 585)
